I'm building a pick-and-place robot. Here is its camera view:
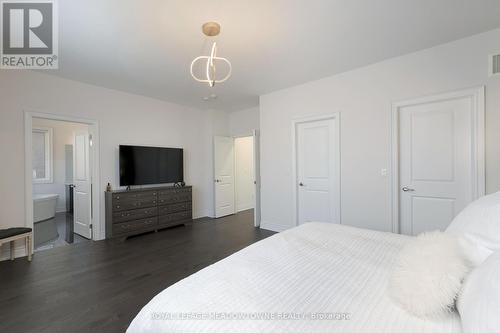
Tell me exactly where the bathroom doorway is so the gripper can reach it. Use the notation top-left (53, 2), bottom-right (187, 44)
top-left (25, 112), bottom-right (101, 253)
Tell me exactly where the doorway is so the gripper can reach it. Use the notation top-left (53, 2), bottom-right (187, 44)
top-left (213, 131), bottom-right (261, 226)
top-left (25, 112), bottom-right (101, 253)
top-left (292, 114), bottom-right (341, 226)
top-left (391, 87), bottom-right (485, 235)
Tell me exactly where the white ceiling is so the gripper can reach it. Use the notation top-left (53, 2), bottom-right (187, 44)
top-left (50, 0), bottom-right (500, 111)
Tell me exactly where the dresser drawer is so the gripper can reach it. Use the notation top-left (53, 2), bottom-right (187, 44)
top-left (158, 192), bottom-right (191, 205)
top-left (112, 191), bottom-right (157, 202)
top-left (158, 202), bottom-right (192, 215)
top-left (112, 217), bottom-right (158, 235)
top-left (158, 187), bottom-right (191, 196)
top-left (113, 207), bottom-right (158, 223)
top-left (112, 198), bottom-right (157, 212)
top-left (158, 211), bottom-right (192, 226)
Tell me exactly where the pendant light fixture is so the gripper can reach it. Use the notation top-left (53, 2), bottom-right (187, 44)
top-left (190, 22), bottom-right (232, 87)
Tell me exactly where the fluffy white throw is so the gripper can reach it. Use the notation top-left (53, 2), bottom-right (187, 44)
top-left (389, 231), bottom-right (471, 318)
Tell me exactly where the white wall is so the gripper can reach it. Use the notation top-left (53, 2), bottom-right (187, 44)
top-left (229, 107), bottom-right (259, 137)
top-left (260, 28), bottom-right (500, 233)
top-left (0, 70), bottom-right (223, 258)
top-left (234, 136), bottom-right (255, 212)
top-left (32, 118), bottom-right (88, 212)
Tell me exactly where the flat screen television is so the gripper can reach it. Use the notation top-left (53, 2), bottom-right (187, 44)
top-left (119, 145), bottom-right (184, 186)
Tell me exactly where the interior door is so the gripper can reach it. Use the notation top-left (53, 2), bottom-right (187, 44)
top-left (296, 117), bottom-right (339, 225)
top-left (399, 97), bottom-right (474, 235)
top-left (73, 131), bottom-right (92, 239)
top-left (253, 130), bottom-right (261, 227)
top-left (214, 136), bottom-right (235, 218)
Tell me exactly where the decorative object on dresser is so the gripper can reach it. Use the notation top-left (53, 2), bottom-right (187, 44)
top-left (105, 186), bottom-right (192, 239)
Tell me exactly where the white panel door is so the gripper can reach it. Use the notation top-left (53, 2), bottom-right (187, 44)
top-left (73, 132), bottom-right (92, 239)
top-left (296, 118), bottom-right (339, 225)
top-left (399, 97), bottom-right (474, 235)
top-left (253, 130), bottom-right (261, 227)
top-left (214, 136), bottom-right (235, 218)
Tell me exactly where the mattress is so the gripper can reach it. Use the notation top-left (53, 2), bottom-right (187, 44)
top-left (128, 222), bottom-right (462, 333)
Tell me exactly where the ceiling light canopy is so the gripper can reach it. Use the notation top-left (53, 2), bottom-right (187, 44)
top-left (190, 22), bottom-right (232, 87)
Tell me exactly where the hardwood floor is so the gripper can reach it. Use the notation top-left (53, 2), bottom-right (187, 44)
top-left (0, 210), bottom-right (275, 333)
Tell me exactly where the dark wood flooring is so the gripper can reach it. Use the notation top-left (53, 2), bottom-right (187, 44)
top-left (0, 210), bottom-right (275, 333)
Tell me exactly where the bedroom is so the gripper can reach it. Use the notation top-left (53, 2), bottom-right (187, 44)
top-left (0, 0), bottom-right (499, 332)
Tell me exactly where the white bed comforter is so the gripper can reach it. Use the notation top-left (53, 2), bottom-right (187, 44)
top-left (128, 222), bottom-right (462, 333)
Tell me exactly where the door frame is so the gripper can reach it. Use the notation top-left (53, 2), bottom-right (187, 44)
top-left (24, 110), bottom-right (102, 247)
top-left (213, 132), bottom-right (261, 224)
top-left (291, 113), bottom-right (341, 227)
top-left (390, 86), bottom-right (485, 234)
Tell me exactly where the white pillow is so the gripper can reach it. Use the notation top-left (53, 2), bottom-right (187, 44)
top-left (388, 231), bottom-right (471, 318)
top-left (458, 249), bottom-right (500, 333)
top-left (446, 191), bottom-right (500, 265)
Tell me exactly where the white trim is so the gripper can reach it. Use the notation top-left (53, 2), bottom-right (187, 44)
top-left (24, 111), bottom-right (103, 253)
top-left (236, 203), bottom-right (254, 212)
top-left (260, 221), bottom-right (290, 233)
top-left (291, 113), bottom-right (341, 227)
top-left (31, 126), bottom-right (53, 184)
top-left (390, 86), bottom-right (485, 234)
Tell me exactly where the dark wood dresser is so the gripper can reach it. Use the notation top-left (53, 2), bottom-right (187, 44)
top-left (105, 186), bottom-right (192, 239)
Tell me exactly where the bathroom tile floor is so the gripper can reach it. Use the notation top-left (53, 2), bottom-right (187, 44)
top-left (35, 212), bottom-right (89, 252)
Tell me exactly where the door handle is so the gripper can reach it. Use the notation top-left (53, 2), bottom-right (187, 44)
top-left (299, 182), bottom-right (305, 187)
top-left (402, 186), bottom-right (415, 192)
top-left (215, 179), bottom-right (220, 183)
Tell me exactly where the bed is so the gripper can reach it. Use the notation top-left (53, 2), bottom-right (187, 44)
top-left (127, 222), bottom-right (462, 333)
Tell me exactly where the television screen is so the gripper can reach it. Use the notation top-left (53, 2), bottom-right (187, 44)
top-left (119, 145), bottom-right (184, 186)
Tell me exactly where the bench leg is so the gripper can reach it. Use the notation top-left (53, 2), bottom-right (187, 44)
top-left (10, 241), bottom-right (15, 260)
top-left (25, 236), bottom-right (29, 261)
top-left (27, 235), bottom-right (32, 262)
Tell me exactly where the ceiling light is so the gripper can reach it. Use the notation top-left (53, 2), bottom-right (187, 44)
top-left (190, 22), bottom-right (232, 87)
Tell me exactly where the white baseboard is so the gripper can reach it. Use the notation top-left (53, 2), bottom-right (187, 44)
top-left (0, 241), bottom-right (28, 262)
top-left (236, 203), bottom-right (254, 212)
top-left (260, 221), bottom-right (291, 233)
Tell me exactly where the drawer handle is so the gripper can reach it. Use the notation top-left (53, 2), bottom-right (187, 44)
top-left (116, 205), bottom-right (120, 209)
